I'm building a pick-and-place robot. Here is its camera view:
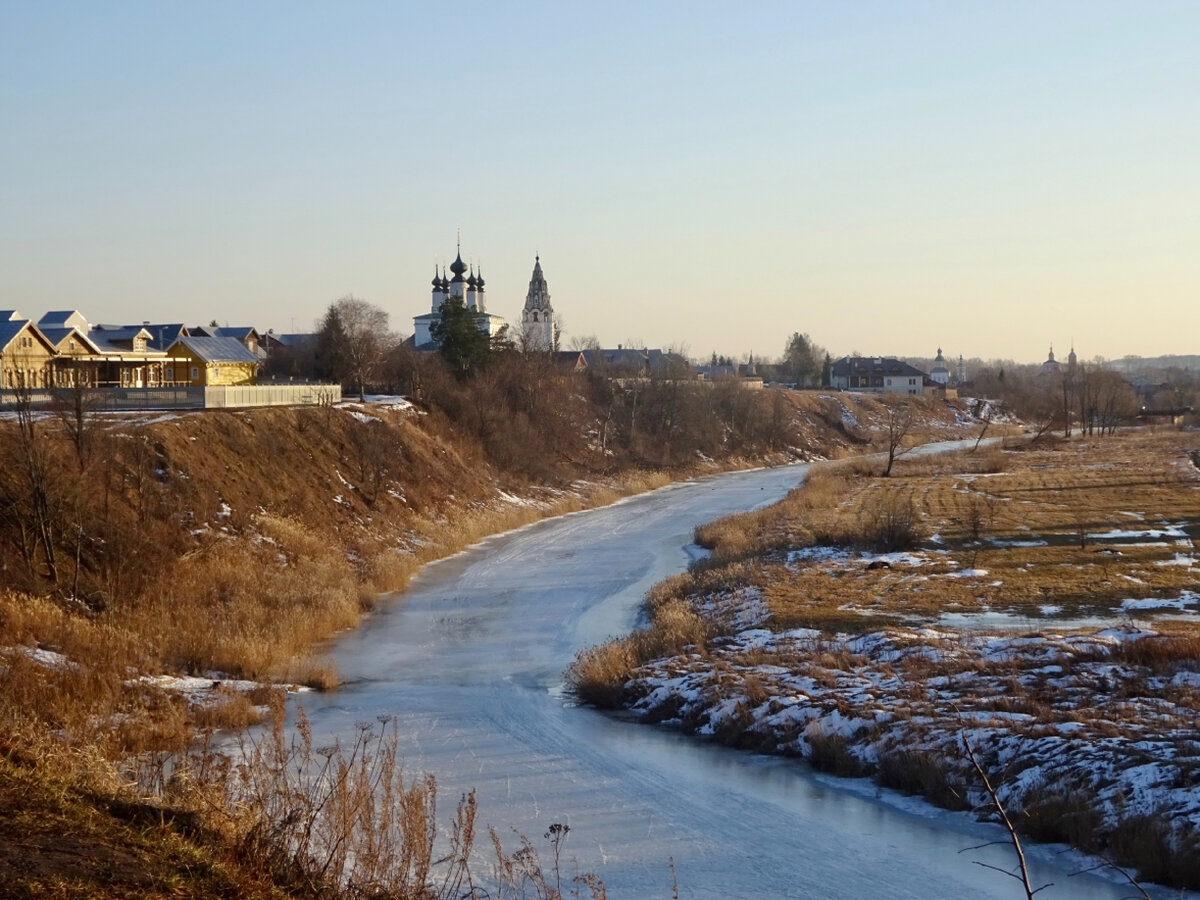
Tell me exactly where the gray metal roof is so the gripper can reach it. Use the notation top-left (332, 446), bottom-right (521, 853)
top-left (169, 336), bottom-right (261, 364)
top-left (830, 356), bottom-right (928, 379)
top-left (208, 326), bottom-right (258, 340)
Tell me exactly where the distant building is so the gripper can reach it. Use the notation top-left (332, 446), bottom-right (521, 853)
top-left (829, 356), bottom-right (928, 395)
top-left (520, 256), bottom-right (556, 350)
top-left (166, 336), bottom-right (261, 386)
top-left (413, 240), bottom-right (508, 350)
top-left (37, 310), bottom-right (178, 387)
top-left (1040, 344), bottom-right (1077, 377)
top-left (578, 346), bottom-right (689, 377)
top-left (930, 348), bottom-right (950, 385)
top-left (0, 311), bottom-right (56, 389)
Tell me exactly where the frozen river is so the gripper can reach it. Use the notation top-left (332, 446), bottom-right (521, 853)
top-left (296, 458), bottom-right (1167, 899)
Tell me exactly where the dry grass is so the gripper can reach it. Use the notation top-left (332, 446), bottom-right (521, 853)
top-left (567, 596), bottom-right (711, 709)
top-left (574, 431), bottom-right (1200, 708)
top-left (741, 430), bottom-right (1200, 629)
top-left (131, 514), bottom-right (364, 679)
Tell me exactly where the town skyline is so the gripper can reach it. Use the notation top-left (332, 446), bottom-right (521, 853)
top-left (3, 3), bottom-right (1197, 365)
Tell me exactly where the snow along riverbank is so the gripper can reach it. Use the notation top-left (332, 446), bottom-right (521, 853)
top-left (623, 598), bottom-right (1200, 890)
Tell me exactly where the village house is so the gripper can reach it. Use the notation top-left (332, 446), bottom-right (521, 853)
top-left (0, 311), bottom-right (267, 391)
top-left (0, 311), bottom-right (57, 389)
top-left (830, 356), bottom-right (929, 395)
top-left (167, 336), bottom-right (261, 386)
top-left (36, 311), bottom-right (175, 387)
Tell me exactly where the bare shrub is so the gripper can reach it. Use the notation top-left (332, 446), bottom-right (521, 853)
top-left (1107, 814), bottom-right (1200, 890)
top-left (565, 639), bottom-right (637, 708)
top-left (1016, 784), bottom-right (1104, 847)
top-left (854, 490), bottom-right (924, 552)
top-left (189, 691), bottom-right (267, 732)
top-left (876, 750), bottom-right (969, 811)
top-left (568, 597), bottom-right (710, 709)
top-left (805, 731), bottom-right (866, 777)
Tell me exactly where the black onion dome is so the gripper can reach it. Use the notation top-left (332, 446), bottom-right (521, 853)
top-left (432, 268), bottom-right (442, 289)
top-left (450, 251), bottom-right (467, 277)
top-left (476, 269), bottom-right (485, 290)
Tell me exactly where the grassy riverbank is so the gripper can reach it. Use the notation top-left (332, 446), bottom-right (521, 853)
top-left (569, 429), bottom-right (1200, 890)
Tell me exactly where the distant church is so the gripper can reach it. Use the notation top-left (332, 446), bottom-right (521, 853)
top-left (930, 347), bottom-right (967, 387)
top-left (413, 241), bottom-right (555, 351)
top-left (520, 255), bottom-right (556, 350)
top-left (1040, 344), bottom-right (1077, 377)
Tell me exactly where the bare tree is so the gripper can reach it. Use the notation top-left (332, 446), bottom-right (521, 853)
top-left (52, 373), bottom-right (101, 468)
top-left (318, 297), bottom-right (395, 401)
top-left (971, 399), bottom-right (994, 452)
top-left (0, 367), bottom-right (59, 584)
top-left (959, 730), bottom-right (1051, 900)
top-left (881, 403), bottom-right (913, 476)
top-left (1093, 369), bottom-right (1136, 436)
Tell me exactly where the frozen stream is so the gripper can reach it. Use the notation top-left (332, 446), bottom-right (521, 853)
top-left (296, 457), bottom-right (1167, 899)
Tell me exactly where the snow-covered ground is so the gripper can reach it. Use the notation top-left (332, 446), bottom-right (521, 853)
top-left (624, 618), bottom-right (1200, 870)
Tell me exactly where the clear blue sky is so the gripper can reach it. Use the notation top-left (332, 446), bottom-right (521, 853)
top-left (3, 2), bottom-right (1197, 365)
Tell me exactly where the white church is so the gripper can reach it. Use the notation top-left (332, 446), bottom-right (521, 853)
top-left (412, 241), bottom-right (556, 352)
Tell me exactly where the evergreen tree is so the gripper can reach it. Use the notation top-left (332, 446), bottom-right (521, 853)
top-left (431, 296), bottom-right (491, 379)
top-left (314, 304), bottom-right (348, 382)
top-left (784, 332), bottom-right (823, 387)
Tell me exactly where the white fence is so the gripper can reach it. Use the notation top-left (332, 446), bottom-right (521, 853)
top-left (1, 384), bottom-right (341, 411)
top-left (203, 384), bottom-right (341, 408)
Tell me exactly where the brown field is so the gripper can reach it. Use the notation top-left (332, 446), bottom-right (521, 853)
top-left (692, 430), bottom-right (1200, 631)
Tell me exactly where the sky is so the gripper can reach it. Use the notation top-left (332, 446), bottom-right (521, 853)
top-left (2, 2), bottom-right (1198, 365)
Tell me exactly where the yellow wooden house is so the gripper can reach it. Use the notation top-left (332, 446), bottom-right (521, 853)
top-left (0, 311), bottom-right (57, 390)
top-left (166, 336), bottom-right (260, 386)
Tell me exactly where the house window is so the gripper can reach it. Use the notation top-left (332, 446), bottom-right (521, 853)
top-left (212, 366), bottom-right (220, 380)
top-left (190, 366), bottom-right (199, 381)
top-left (68, 339), bottom-right (76, 351)
top-left (164, 366), bottom-right (174, 382)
